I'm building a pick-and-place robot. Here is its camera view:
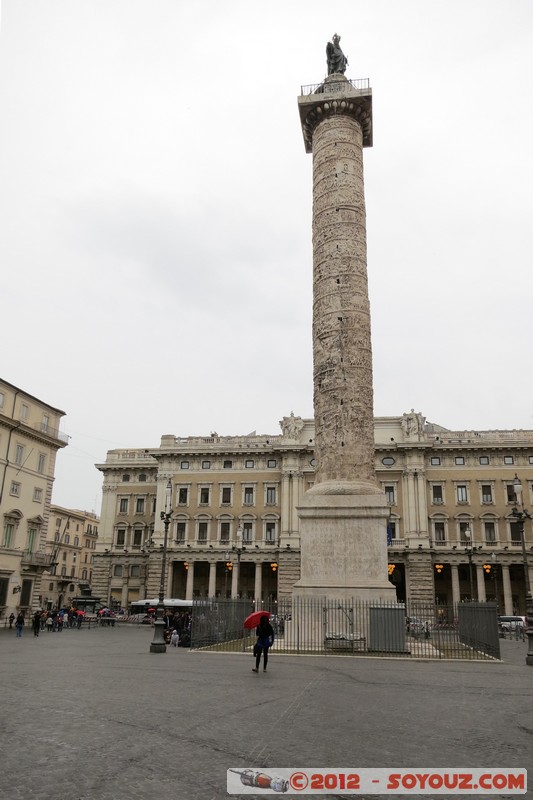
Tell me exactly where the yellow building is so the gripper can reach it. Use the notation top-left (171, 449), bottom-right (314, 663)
top-left (92, 413), bottom-right (533, 615)
top-left (0, 379), bottom-right (67, 619)
top-left (43, 505), bottom-right (99, 610)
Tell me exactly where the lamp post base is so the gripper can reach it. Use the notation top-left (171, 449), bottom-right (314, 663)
top-left (150, 619), bottom-right (167, 653)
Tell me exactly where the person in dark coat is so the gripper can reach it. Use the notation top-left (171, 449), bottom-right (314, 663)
top-left (252, 615), bottom-right (275, 673)
top-left (15, 612), bottom-right (24, 638)
top-left (32, 610), bottom-right (41, 637)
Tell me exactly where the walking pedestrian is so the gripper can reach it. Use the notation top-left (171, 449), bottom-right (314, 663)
top-left (170, 629), bottom-right (180, 647)
top-left (252, 615), bottom-right (275, 673)
top-left (8, 612), bottom-right (15, 629)
top-left (32, 610), bottom-right (41, 637)
top-left (46, 616), bottom-right (53, 632)
top-left (15, 612), bottom-right (24, 638)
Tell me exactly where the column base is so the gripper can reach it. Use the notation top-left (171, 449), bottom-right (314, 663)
top-left (294, 486), bottom-right (396, 601)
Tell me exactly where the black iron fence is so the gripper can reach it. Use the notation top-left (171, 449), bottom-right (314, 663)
top-left (190, 598), bottom-right (500, 661)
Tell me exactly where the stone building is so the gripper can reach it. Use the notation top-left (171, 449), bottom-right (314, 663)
top-left (42, 505), bottom-right (99, 610)
top-left (0, 378), bottom-right (68, 619)
top-left (91, 413), bottom-right (533, 615)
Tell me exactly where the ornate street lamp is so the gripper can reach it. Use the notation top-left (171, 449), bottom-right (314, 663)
top-left (150, 478), bottom-right (172, 654)
top-left (511, 475), bottom-right (533, 666)
top-left (464, 526), bottom-right (476, 601)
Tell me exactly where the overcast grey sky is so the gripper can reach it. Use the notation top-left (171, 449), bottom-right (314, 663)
top-left (1, 0), bottom-right (532, 513)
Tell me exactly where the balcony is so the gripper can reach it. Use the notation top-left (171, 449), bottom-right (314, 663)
top-left (21, 550), bottom-right (56, 569)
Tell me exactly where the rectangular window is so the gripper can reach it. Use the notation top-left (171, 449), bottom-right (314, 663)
top-left (459, 521), bottom-right (472, 545)
top-left (10, 481), bottom-right (20, 497)
top-left (3, 522), bottom-right (14, 547)
top-left (200, 488), bottom-right (210, 504)
top-left (265, 522), bottom-right (276, 542)
top-left (132, 529), bottom-right (143, 547)
top-left (178, 487), bottom-right (188, 505)
top-left (510, 522), bottom-right (522, 545)
top-left (484, 522), bottom-right (496, 543)
top-left (384, 485), bottom-right (395, 505)
top-left (135, 498), bottom-right (145, 514)
top-left (267, 459), bottom-right (277, 468)
top-left (131, 565), bottom-right (141, 578)
top-left (223, 460), bottom-right (233, 469)
top-left (176, 522), bottom-right (186, 541)
top-left (15, 444), bottom-right (24, 466)
top-left (202, 460), bottom-right (211, 470)
top-left (198, 522), bottom-right (208, 542)
top-left (266, 487), bottom-right (276, 504)
top-left (37, 453), bottom-right (46, 474)
top-left (27, 528), bottom-right (37, 552)
top-left (180, 461), bottom-right (189, 470)
top-left (455, 456), bottom-right (465, 465)
top-left (116, 529), bottom-right (126, 547)
top-left (434, 522), bottom-right (445, 543)
top-left (245, 460), bottom-right (254, 469)
top-left (456, 485), bottom-right (468, 504)
top-left (41, 414), bottom-right (50, 432)
top-left (221, 487), bottom-right (232, 504)
top-left (119, 498), bottom-right (128, 513)
top-left (481, 485), bottom-right (493, 503)
top-left (220, 522), bottom-right (230, 542)
top-left (0, 392), bottom-right (4, 409)
top-left (242, 522), bottom-right (253, 543)
top-left (504, 456), bottom-right (514, 465)
top-left (243, 487), bottom-right (254, 505)
top-left (33, 487), bottom-right (43, 502)
top-left (430, 456), bottom-right (441, 466)
top-left (20, 403), bottom-right (29, 420)
top-left (479, 456), bottom-right (490, 465)
top-left (506, 485), bottom-right (517, 503)
top-left (388, 521), bottom-right (397, 540)
top-left (62, 552), bottom-right (67, 561)
top-left (432, 485), bottom-right (443, 504)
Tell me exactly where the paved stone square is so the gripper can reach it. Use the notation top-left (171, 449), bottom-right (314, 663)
top-left (1, 625), bottom-right (531, 800)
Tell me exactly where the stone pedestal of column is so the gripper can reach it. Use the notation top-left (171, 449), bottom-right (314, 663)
top-left (294, 485), bottom-right (395, 601)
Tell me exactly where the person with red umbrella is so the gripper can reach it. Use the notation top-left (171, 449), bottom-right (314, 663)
top-left (251, 614), bottom-right (275, 673)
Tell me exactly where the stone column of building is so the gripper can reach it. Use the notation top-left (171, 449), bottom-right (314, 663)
top-left (185, 561), bottom-right (195, 601)
top-left (295, 71), bottom-right (394, 602)
top-left (280, 472), bottom-right (292, 539)
top-left (208, 562), bottom-right (217, 598)
top-left (476, 565), bottom-right (487, 601)
top-left (451, 564), bottom-right (460, 606)
top-left (502, 565), bottom-right (513, 615)
top-left (254, 562), bottom-right (262, 603)
top-left (416, 471), bottom-right (429, 539)
top-left (231, 564), bottom-right (239, 598)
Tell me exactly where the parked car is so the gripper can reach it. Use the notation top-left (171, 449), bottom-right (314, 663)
top-left (498, 615), bottom-right (526, 632)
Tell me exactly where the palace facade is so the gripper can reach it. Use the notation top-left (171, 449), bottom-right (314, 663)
top-left (91, 413), bottom-right (533, 615)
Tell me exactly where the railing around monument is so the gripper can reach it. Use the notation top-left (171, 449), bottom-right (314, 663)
top-left (190, 598), bottom-right (500, 661)
top-left (300, 78), bottom-right (370, 96)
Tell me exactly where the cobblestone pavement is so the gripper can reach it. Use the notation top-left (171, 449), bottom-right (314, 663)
top-left (1, 625), bottom-right (531, 800)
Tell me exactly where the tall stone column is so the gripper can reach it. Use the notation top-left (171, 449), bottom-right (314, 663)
top-left (295, 70), bottom-right (394, 601)
top-left (502, 565), bottom-right (513, 615)
top-left (254, 562), bottom-right (263, 603)
top-left (185, 561), bottom-right (195, 601)
top-left (476, 565), bottom-right (487, 601)
top-left (208, 562), bottom-right (217, 598)
top-left (451, 564), bottom-right (460, 606)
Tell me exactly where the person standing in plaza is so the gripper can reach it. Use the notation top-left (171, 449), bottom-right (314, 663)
top-left (15, 612), bottom-right (24, 638)
top-left (252, 615), bottom-right (275, 673)
top-left (8, 612), bottom-right (15, 629)
top-left (32, 610), bottom-right (41, 637)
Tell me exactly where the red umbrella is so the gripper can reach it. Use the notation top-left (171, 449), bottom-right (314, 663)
top-left (147, 607), bottom-right (156, 613)
top-left (243, 611), bottom-right (270, 630)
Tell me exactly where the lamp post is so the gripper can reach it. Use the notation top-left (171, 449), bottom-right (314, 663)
top-left (232, 525), bottom-right (245, 598)
top-left (464, 526), bottom-right (475, 601)
top-left (511, 474), bottom-right (533, 665)
top-left (150, 478), bottom-right (172, 654)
